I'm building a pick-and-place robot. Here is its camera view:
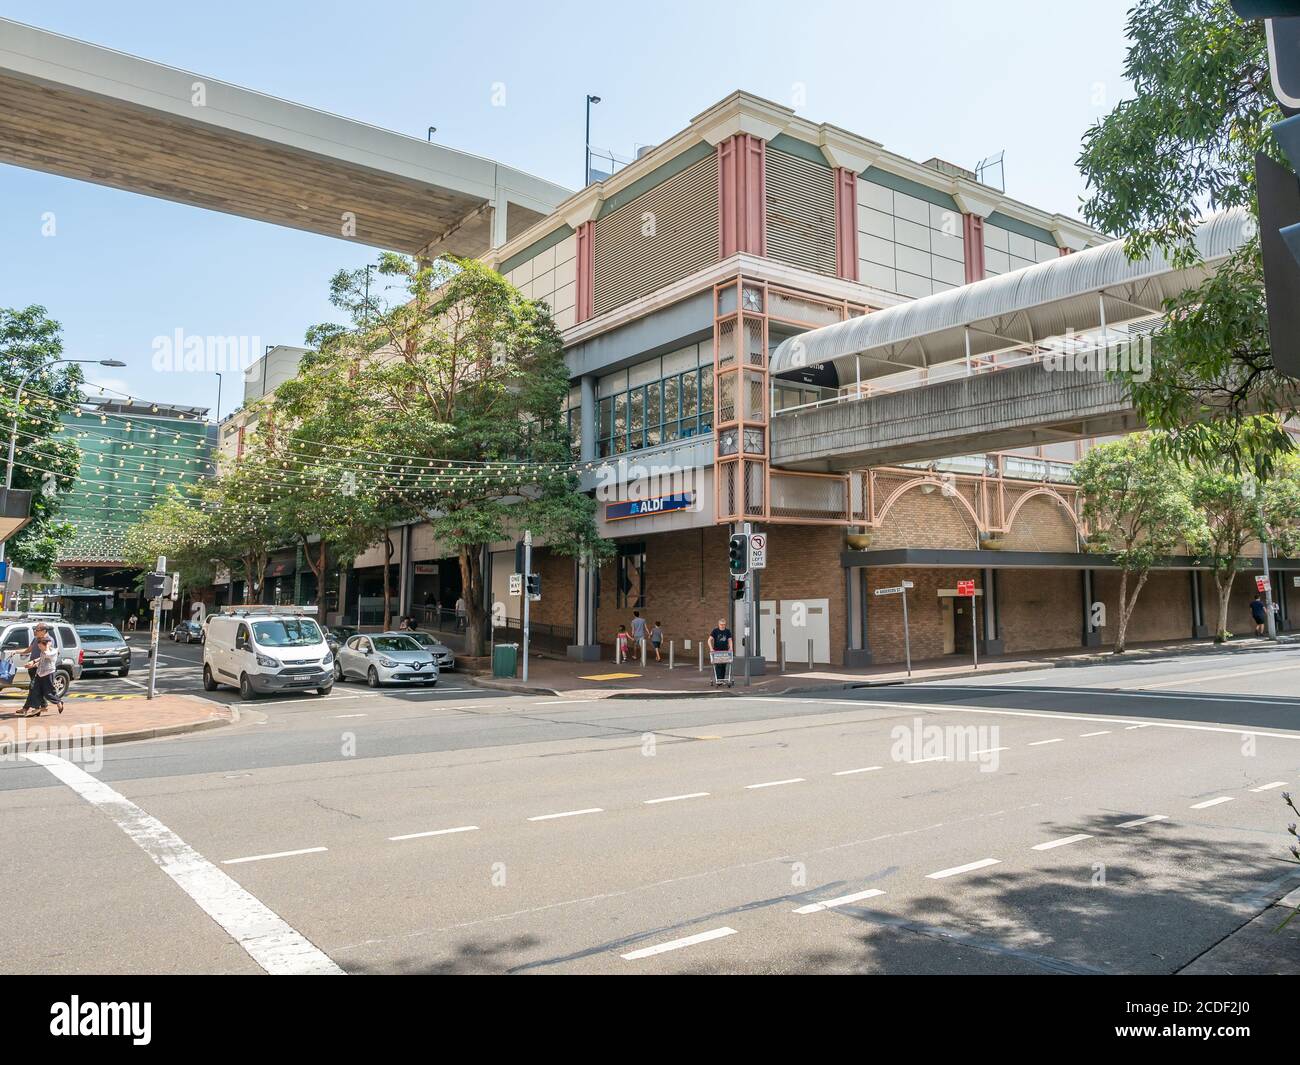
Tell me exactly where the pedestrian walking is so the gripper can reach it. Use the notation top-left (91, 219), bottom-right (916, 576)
top-left (630, 611), bottom-right (648, 657)
top-left (615, 624), bottom-right (631, 662)
top-left (650, 621), bottom-right (663, 662)
top-left (455, 596), bottom-right (467, 632)
top-left (1251, 594), bottom-right (1267, 636)
top-left (708, 616), bottom-right (733, 683)
top-left (20, 634), bottom-right (61, 717)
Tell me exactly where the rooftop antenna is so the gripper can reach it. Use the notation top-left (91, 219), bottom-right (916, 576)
top-left (975, 150), bottom-right (1006, 192)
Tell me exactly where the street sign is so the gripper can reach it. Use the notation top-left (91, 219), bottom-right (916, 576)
top-left (508, 574), bottom-right (522, 596)
top-left (749, 532), bottom-right (767, 570)
top-left (1257, 575), bottom-right (1270, 593)
top-left (901, 579), bottom-right (914, 589)
top-left (957, 579), bottom-right (976, 597)
top-left (874, 585), bottom-right (904, 596)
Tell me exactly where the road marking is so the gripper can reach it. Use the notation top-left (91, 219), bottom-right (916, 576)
top-left (794, 888), bottom-right (886, 914)
top-left (968, 746), bottom-right (1009, 756)
top-left (1124, 661), bottom-right (1300, 690)
top-left (1032, 833), bottom-right (1093, 851)
top-left (1251, 781), bottom-right (1288, 792)
top-left (1027, 738), bottom-right (1063, 746)
top-left (927, 858), bottom-right (1000, 879)
top-left (1190, 796), bottom-right (1234, 809)
top-left (222, 847), bottom-right (328, 865)
top-left (744, 778), bottom-right (806, 789)
top-left (1118, 814), bottom-right (1168, 828)
top-left (833, 766), bottom-right (883, 776)
top-left (643, 792), bottom-right (710, 805)
top-left (1080, 730), bottom-right (1111, 737)
top-left (388, 826), bottom-right (479, 841)
top-left (333, 713), bottom-right (367, 719)
top-left (527, 807), bottom-right (604, 821)
top-left (1124, 724), bottom-right (1148, 730)
top-left (621, 926), bottom-right (737, 960)
top-left (22, 752), bottom-right (343, 975)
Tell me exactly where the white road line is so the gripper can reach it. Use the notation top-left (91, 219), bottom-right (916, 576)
top-left (222, 847), bottom-right (328, 865)
top-left (621, 926), bottom-right (738, 960)
top-left (1032, 833), bottom-right (1093, 851)
top-left (906, 755), bottom-right (950, 764)
top-left (1190, 796), bottom-right (1234, 810)
top-left (1124, 724), bottom-right (1148, 730)
top-left (1251, 781), bottom-right (1288, 792)
top-left (1080, 730), bottom-right (1112, 737)
top-left (643, 792), bottom-right (710, 805)
top-left (1027, 738), bottom-right (1063, 746)
top-left (968, 746), bottom-right (1009, 756)
top-left (527, 807), bottom-right (603, 822)
top-left (744, 778), bottom-right (806, 789)
top-left (794, 888), bottom-right (886, 914)
top-left (926, 858), bottom-right (1000, 879)
top-left (333, 714), bottom-right (367, 719)
top-left (22, 752), bottom-right (343, 975)
top-left (388, 826), bottom-right (479, 841)
top-left (833, 766), bottom-right (883, 776)
top-left (1118, 814), bottom-right (1168, 828)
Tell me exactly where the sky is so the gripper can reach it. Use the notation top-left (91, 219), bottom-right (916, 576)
top-left (0, 0), bottom-right (1137, 418)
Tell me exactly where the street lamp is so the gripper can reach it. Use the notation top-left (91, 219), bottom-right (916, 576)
top-left (0, 358), bottom-right (127, 566)
top-left (214, 371), bottom-right (224, 423)
top-left (585, 94), bottom-right (601, 186)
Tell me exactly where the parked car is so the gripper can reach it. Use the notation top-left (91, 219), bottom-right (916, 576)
top-left (323, 625), bottom-right (357, 656)
top-left (0, 614), bottom-right (83, 698)
top-left (400, 630), bottom-right (455, 671)
top-left (76, 624), bottom-right (131, 677)
top-left (203, 608), bottom-right (333, 700)
top-left (335, 633), bottom-right (438, 688)
top-left (172, 620), bottom-right (204, 643)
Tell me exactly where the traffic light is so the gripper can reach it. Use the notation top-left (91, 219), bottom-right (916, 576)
top-left (515, 539), bottom-right (527, 575)
top-left (144, 572), bottom-right (166, 598)
top-left (728, 533), bottom-right (749, 575)
top-left (526, 573), bottom-right (541, 598)
top-left (731, 577), bottom-right (746, 601)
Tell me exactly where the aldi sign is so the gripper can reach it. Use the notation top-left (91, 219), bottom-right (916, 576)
top-left (605, 493), bottom-right (694, 521)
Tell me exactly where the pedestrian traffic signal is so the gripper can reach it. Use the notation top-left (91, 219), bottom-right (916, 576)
top-left (728, 533), bottom-right (749, 575)
top-left (732, 577), bottom-right (746, 600)
top-left (144, 572), bottom-right (166, 598)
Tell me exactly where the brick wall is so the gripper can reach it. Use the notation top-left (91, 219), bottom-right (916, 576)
top-left (1093, 569), bottom-right (1192, 645)
top-left (865, 567), bottom-right (969, 663)
top-left (999, 494), bottom-right (1078, 552)
top-left (997, 568), bottom-right (1080, 654)
top-left (870, 487), bottom-right (980, 550)
top-left (754, 524), bottom-right (847, 665)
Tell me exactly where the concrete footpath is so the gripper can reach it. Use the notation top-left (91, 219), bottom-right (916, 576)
top-left (469, 635), bottom-right (1293, 699)
top-left (0, 690), bottom-right (234, 752)
top-left (1179, 884), bottom-right (1300, 975)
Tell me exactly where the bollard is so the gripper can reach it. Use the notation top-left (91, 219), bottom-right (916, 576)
top-left (641, 639), bottom-right (647, 668)
top-left (698, 643), bottom-right (704, 672)
top-left (669, 641), bottom-right (675, 670)
top-left (807, 639), bottom-right (814, 672)
top-left (780, 640), bottom-right (786, 674)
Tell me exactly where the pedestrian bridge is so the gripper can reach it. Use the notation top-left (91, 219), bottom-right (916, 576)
top-left (768, 209), bottom-right (1251, 470)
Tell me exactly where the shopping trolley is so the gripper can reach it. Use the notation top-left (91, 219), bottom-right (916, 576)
top-left (709, 649), bottom-right (734, 688)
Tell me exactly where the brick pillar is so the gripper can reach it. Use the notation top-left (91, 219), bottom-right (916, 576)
top-left (575, 220), bottom-right (594, 324)
top-left (834, 167), bottom-right (859, 281)
top-left (962, 213), bottom-right (986, 283)
top-left (718, 134), bottom-right (765, 258)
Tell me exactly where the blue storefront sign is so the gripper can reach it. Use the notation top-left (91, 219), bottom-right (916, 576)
top-left (605, 493), bottom-right (694, 521)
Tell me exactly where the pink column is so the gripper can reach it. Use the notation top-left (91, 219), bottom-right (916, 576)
top-left (575, 220), bottom-right (594, 324)
top-left (718, 134), bottom-right (765, 258)
top-left (834, 167), bottom-right (859, 281)
top-left (962, 213), bottom-right (986, 283)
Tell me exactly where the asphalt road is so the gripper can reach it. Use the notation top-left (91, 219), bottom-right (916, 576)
top-left (3, 640), bottom-right (1299, 975)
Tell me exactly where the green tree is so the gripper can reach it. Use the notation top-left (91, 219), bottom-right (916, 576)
top-left (1072, 434), bottom-right (1203, 653)
top-left (1077, 0), bottom-right (1296, 472)
top-left (278, 254), bottom-right (607, 653)
top-left (0, 306), bottom-right (84, 574)
top-left (1190, 458), bottom-right (1274, 641)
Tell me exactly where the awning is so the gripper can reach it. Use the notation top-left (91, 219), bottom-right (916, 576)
top-left (771, 209), bottom-right (1251, 380)
top-left (841, 547), bottom-right (1294, 572)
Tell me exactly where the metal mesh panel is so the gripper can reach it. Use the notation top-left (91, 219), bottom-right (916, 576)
top-left (718, 371), bottom-right (738, 424)
top-left (716, 316), bottom-right (737, 367)
top-left (744, 317), bottom-right (765, 367)
top-left (769, 471), bottom-right (849, 521)
top-left (764, 149), bottom-right (836, 276)
top-left (745, 372), bottom-right (766, 422)
top-left (744, 460), bottom-right (766, 516)
top-left (767, 288), bottom-right (842, 327)
top-left (720, 460), bottom-right (739, 520)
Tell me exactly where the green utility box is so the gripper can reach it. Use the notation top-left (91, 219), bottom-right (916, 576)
top-left (492, 643), bottom-right (519, 678)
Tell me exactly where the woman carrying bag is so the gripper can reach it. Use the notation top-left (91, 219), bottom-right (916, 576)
top-left (19, 634), bottom-right (61, 718)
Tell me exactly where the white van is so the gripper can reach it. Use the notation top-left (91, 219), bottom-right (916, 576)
top-left (202, 607), bottom-right (333, 700)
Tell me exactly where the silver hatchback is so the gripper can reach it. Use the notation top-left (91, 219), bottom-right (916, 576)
top-left (335, 633), bottom-right (439, 687)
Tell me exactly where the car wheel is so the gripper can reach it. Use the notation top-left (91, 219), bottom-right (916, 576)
top-left (118, 665), bottom-right (130, 678)
top-left (334, 660), bottom-right (344, 682)
top-left (316, 685), bottom-right (332, 696)
top-left (367, 667), bottom-right (380, 688)
top-left (239, 673), bottom-right (257, 701)
top-left (51, 670), bottom-right (71, 699)
top-left (202, 664), bottom-right (218, 691)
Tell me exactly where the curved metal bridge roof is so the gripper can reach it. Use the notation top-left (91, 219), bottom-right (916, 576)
top-left (770, 209), bottom-right (1251, 380)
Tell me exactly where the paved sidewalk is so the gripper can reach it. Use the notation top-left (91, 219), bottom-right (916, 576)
top-left (0, 691), bottom-right (234, 751)
top-left (469, 635), bottom-right (1292, 699)
top-left (1179, 883), bottom-right (1300, 975)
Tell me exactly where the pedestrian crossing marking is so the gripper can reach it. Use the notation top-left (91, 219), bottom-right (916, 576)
top-left (578, 672), bottom-right (642, 681)
top-left (0, 690), bottom-right (141, 701)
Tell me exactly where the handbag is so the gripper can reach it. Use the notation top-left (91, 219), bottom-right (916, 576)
top-left (0, 659), bottom-right (14, 683)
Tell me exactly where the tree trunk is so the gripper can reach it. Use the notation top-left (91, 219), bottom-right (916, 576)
top-left (459, 544), bottom-right (485, 657)
top-left (1215, 569), bottom-right (1235, 642)
top-left (382, 533), bottom-right (394, 630)
top-left (1113, 568), bottom-right (1149, 655)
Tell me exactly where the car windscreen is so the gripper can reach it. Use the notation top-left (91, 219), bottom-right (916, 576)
top-left (372, 635), bottom-right (421, 652)
top-left (405, 632), bottom-right (436, 647)
top-left (251, 619), bottom-right (323, 647)
top-left (79, 631), bottom-right (123, 643)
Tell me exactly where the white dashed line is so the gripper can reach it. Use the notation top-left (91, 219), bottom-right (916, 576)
top-left (1080, 730), bottom-right (1111, 737)
top-left (334, 714), bottom-right (367, 719)
top-left (906, 755), bottom-right (949, 764)
top-left (527, 808), bottom-right (604, 822)
top-left (1032, 833), bottom-right (1093, 851)
top-left (388, 826), bottom-right (479, 841)
top-left (926, 858), bottom-right (1000, 879)
top-left (1190, 797), bottom-right (1234, 810)
top-left (621, 926), bottom-right (738, 960)
top-left (1118, 814), bottom-right (1168, 828)
top-left (1124, 725), bottom-right (1148, 730)
top-left (222, 847), bottom-right (328, 865)
top-left (1027, 738), bottom-right (1063, 746)
top-left (833, 766), bottom-right (883, 776)
top-left (1251, 781), bottom-right (1288, 792)
top-left (968, 746), bottom-right (1009, 756)
top-left (643, 792), bottom-right (710, 805)
top-left (794, 888), bottom-right (886, 914)
top-left (744, 778), bottom-right (805, 789)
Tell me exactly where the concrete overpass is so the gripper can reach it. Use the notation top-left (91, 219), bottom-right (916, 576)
top-left (0, 17), bottom-right (571, 255)
top-left (768, 209), bottom-right (1251, 470)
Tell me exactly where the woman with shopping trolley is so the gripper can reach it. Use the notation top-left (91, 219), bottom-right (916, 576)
top-left (708, 616), bottom-right (734, 687)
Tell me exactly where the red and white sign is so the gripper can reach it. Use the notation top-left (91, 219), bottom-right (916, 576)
top-left (957, 579), bottom-right (976, 597)
top-left (1256, 576), bottom-right (1269, 593)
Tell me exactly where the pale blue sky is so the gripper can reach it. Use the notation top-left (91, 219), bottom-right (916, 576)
top-left (0, 0), bottom-right (1135, 416)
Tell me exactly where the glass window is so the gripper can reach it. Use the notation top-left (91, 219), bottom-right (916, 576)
top-left (646, 381), bottom-right (661, 447)
top-left (629, 387), bottom-right (644, 450)
top-left (251, 619), bottom-right (323, 647)
top-left (613, 393), bottom-right (627, 453)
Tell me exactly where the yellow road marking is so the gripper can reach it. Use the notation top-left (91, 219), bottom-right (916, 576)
top-left (577, 672), bottom-right (642, 681)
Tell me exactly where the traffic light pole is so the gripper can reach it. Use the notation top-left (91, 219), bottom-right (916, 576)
top-left (521, 530), bottom-right (532, 684)
top-left (147, 555), bottom-right (164, 701)
top-left (742, 521), bottom-right (753, 687)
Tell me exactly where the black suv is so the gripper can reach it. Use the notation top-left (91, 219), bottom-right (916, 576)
top-left (76, 624), bottom-right (131, 677)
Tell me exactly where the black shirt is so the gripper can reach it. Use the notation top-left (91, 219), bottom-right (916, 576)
top-left (709, 627), bottom-right (733, 652)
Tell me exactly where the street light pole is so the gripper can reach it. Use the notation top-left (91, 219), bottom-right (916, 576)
top-left (585, 94), bottom-right (601, 185)
top-left (214, 372), bottom-right (223, 424)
